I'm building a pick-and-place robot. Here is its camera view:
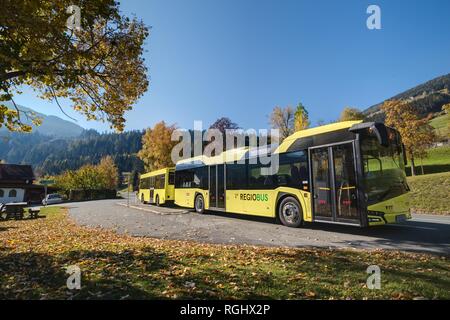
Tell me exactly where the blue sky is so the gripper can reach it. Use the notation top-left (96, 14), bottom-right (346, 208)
top-left (14, 0), bottom-right (450, 132)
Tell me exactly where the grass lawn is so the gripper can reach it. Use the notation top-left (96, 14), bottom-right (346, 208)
top-left (407, 171), bottom-right (450, 215)
top-left (430, 113), bottom-right (449, 138)
top-left (404, 113), bottom-right (449, 175)
top-left (0, 207), bottom-right (449, 300)
top-left (405, 146), bottom-right (450, 175)
top-left (418, 146), bottom-right (450, 166)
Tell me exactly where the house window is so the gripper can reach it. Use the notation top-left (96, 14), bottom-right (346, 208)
top-left (0, 189), bottom-right (4, 197)
top-left (9, 189), bottom-right (17, 198)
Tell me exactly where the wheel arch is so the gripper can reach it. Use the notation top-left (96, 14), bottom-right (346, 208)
top-left (275, 192), bottom-right (304, 220)
top-left (194, 191), bottom-right (206, 212)
top-left (194, 191), bottom-right (204, 200)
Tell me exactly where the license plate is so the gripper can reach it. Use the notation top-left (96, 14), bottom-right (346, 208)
top-left (395, 214), bottom-right (407, 223)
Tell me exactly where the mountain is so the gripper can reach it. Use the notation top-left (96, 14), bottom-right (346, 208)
top-left (0, 129), bottom-right (145, 176)
top-left (363, 73), bottom-right (450, 121)
top-left (0, 102), bottom-right (144, 176)
top-left (1, 101), bottom-right (84, 138)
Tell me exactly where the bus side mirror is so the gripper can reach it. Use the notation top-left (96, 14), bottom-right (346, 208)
top-left (349, 122), bottom-right (389, 147)
top-left (371, 123), bottom-right (389, 147)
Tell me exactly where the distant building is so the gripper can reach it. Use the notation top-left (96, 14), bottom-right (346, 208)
top-left (0, 164), bottom-right (34, 203)
top-left (0, 164), bottom-right (52, 204)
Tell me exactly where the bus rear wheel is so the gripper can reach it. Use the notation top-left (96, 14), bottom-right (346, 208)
top-left (140, 195), bottom-right (145, 204)
top-left (195, 194), bottom-right (205, 214)
top-left (278, 196), bottom-right (303, 228)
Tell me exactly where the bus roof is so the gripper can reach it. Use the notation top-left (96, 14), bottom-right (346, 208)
top-left (275, 120), bottom-right (363, 153)
top-left (176, 147), bottom-right (250, 168)
top-left (140, 167), bottom-right (174, 178)
top-left (175, 120), bottom-right (364, 169)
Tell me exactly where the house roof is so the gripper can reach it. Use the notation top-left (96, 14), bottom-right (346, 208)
top-left (0, 164), bottom-right (35, 182)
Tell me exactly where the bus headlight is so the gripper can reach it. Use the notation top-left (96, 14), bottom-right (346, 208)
top-left (368, 210), bottom-right (385, 217)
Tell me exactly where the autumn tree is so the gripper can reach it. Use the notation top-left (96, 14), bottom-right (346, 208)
top-left (74, 165), bottom-right (103, 190)
top-left (294, 103), bottom-right (310, 131)
top-left (97, 156), bottom-right (119, 189)
top-left (54, 156), bottom-right (119, 194)
top-left (382, 100), bottom-right (436, 176)
top-left (339, 107), bottom-right (365, 122)
top-left (441, 103), bottom-right (450, 113)
top-left (269, 106), bottom-right (295, 141)
top-left (138, 121), bottom-right (178, 171)
top-left (209, 117), bottom-right (239, 135)
top-left (0, 0), bottom-right (149, 132)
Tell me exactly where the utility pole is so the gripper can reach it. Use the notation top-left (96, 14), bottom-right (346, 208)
top-left (122, 172), bottom-right (131, 208)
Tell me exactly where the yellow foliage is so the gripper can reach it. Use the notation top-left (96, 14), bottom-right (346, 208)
top-left (339, 107), bottom-right (365, 122)
top-left (381, 100), bottom-right (436, 175)
top-left (138, 121), bottom-right (178, 171)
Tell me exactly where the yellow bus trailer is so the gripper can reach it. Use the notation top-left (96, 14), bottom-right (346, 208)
top-left (138, 168), bottom-right (175, 206)
top-left (174, 121), bottom-right (411, 227)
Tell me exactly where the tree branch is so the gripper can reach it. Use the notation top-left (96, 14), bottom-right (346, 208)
top-left (49, 86), bottom-right (78, 122)
top-left (0, 70), bottom-right (25, 83)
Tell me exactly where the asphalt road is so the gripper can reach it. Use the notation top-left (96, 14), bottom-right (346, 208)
top-left (66, 197), bottom-right (450, 255)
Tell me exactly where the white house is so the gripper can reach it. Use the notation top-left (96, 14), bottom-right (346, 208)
top-left (0, 164), bottom-right (35, 204)
top-left (0, 188), bottom-right (26, 203)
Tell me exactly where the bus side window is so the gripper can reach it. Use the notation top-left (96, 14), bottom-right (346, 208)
top-left (157, 174), bottom-right (165, 189)
top-left (168, 172), bottom-right (175, 185)
top-left (226, 163), bottom-right (247, 189)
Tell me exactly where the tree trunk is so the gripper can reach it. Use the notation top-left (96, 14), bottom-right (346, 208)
top-left (410, 154), bottom-right (416, 176)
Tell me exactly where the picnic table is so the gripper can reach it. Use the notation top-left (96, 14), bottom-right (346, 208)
top-left (0, 202), bottom-right (41, 221)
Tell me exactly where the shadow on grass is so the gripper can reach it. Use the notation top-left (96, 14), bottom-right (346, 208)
top-left (0, 247), bottom-right (172, 299)
top-left (406, 164), bottom-right (450, 176)
top-left (0, 226), bottom-right (15, 232)
top-left (0, 216), bottom-right (46, 225)
top-left (0, 245), bottom-right (329, 300)
top-left (261, 249), bottom-right (450, 298)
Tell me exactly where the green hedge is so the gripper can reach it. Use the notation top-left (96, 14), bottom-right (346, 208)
top-left (67, 189), bottom-right (117, 201)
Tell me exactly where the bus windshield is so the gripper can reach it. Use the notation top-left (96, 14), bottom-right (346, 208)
top-left (360, 128), bottom-right (409, 205)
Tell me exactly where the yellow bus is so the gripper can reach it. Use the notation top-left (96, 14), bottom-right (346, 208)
top-left (174, 121), bottom-right (411, 227)
top-left (138, 168), bottom-right (175, 206)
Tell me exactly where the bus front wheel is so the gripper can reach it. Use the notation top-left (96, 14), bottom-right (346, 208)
top-left (278, 196), bottom-right (303, 228)
top-left (195, 194), bottom-right (205, 214)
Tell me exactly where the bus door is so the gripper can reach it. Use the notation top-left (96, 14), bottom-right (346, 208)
top-left (209, 165), bottom-right (225, 210)
top-left (149, 176), bottom-right (155, 203)
top-left (310, 142), bottom-right (360, 224)
top-left (149, 188), bottom-right (154, 203)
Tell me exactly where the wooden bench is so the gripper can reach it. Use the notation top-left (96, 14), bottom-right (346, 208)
top-left (0, 203), bottom-right (40, 220)
top-left (28, 207), bottom-right (41, 219)
top-left (4, 203), bottom-right (26, 220)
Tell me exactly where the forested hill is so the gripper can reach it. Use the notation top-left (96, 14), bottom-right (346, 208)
top-left (364, 73), bottom-right (450, 121)
top-left (0, 130), bottom-right (144, 176)
top-left (1, 101), bottom-right (84, 138)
